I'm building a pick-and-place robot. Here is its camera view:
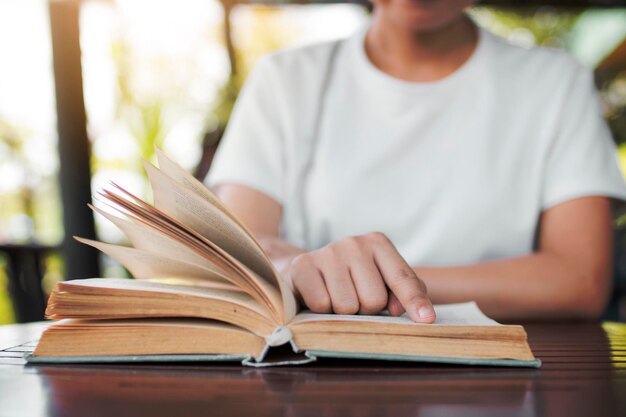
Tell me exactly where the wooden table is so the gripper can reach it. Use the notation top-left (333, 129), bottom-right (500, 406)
top-left (0, 322), bottom-right (624, 417)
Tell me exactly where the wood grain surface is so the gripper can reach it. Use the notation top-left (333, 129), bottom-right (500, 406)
top-left (0, 322), bottom-right (624, 417)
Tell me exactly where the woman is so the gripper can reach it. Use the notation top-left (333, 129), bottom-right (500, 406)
top-left (206, 0), bottom-right (626, 323)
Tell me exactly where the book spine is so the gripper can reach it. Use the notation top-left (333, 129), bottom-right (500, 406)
top-left (254, 326), bottom-right (298, 363)
top-left (264, 326), bottom-right (293, 347)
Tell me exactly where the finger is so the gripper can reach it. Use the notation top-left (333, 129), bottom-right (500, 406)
top-left (319, 258), bottom-right (360, 315)
top-left (386, 292), bottom-right (405, 317)
top-left (290, 257), bottom-right (332, 313)
top-left (349, 259), bottom-right (388, 315)
top-left (372, 238), bottom-right (436, 323)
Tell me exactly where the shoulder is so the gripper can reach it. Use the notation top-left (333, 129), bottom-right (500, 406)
top-left (253, 37), bottom-right (348, 89)
top-left (485, 28), bottom-right (585, 73)
top-left (264, 37), bottom-right (346, 70)
top-left (483, 28), bottom-right (591, 95)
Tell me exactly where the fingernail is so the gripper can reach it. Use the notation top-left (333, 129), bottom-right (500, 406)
top-left (418, 306), bottom-right (435, 319)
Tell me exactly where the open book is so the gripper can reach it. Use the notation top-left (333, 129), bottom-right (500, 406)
top-left (29, 150), bottom-right (541, 368)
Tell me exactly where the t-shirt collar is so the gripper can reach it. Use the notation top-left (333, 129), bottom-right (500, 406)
top-left (348, 20), bottom-right (490, 93)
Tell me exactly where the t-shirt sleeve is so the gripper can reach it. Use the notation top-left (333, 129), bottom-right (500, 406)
top-left (205, 57), bottom-right (286, 204)
top-left (541, 64), bottom-right (626, 209)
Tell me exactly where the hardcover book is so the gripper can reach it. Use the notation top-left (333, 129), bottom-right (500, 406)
top-left (29, 150), bottom-right (541, 368)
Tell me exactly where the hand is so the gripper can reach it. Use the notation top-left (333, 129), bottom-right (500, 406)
top-left (283, 232), bottom-right (436, 323)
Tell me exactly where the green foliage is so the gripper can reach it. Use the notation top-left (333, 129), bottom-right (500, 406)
top-left (128, 103), bottom-right (166, 165)
top-left (213, 74), bottom-right (243, 130)
top-left (211, 6), bottom-right (299, 128)
top-left (0, 120), bottom-right (35, 221)
top-left (110, 40), bottom-right (166, 166)
top-left (603, 74), bottom-right (626, 145)
top-left (0, 255), bottom-right (15, 325)
top-left (0, 119), bottom-right (63, 245)
top-left (471, 6), bottom-right (580, 47)
top-left (41, 253), bottom-right (65, 295)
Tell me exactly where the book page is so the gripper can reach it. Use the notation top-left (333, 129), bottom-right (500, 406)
top-left (90, 204), bottom-right (230, 281)
top-left (75, 237), bottom-right (232, 284)
top-left (291, 302), bottom-right (500, 326)
top-left (97, 186), bottom-right (287, 323)
top-left (155, 148), bottom-right (244, 228)
top-left (144, 161), bottom-right (276, 285)
top-left (99, 187), bottom-right (244, 279)
top-left (144, 159), bottom-right (298, 323)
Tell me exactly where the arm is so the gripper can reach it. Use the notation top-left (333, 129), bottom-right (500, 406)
top-left (215, 183), bottom-right (436, 323)
top-left (217, 184), bottom-right (614, 321)
top-left (415, 196), bottom-right (614, 321)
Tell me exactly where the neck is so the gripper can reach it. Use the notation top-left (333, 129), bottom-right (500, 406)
top-left (365, 14), bottom-right (478, 82)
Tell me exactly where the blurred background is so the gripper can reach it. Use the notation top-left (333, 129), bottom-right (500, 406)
top-left (1, 0), bottom-right (626, 324)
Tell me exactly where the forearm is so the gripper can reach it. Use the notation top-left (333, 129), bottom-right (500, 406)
top-left (219, 186), bottom-right (614, 322)
top-left (257, 235), bottom-right (612, 321)
top-left (414, 251), bottom-right (612, 321)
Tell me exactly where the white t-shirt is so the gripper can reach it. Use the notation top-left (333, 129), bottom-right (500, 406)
top-left (207, 25), bottom-right (626, 266)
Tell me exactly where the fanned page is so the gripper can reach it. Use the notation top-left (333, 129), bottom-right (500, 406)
top-left (154, 148), bottom-right (285, 293)
top-left (95, 184), bottom-right (285, 323)
top-left (85, 203), bottom-right (261, 297)
top-left (74, 237), bottom-right (233, 284)
top-left (89, 204), bottom-right (232, 282)
top-left (147, 152), bottom-right (297, 322)
top-left (144, 161), bottom-right (274, 285)
top-left (154, 148), bottom-right (245, 228)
